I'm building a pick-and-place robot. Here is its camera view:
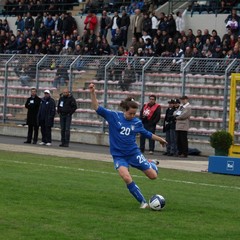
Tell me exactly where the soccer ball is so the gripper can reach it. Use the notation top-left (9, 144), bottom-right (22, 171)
top-left (149, 194), bottom-right (166, 211)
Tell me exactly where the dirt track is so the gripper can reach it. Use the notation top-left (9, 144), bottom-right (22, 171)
top-left (0, 135), bottom-right (209, 172)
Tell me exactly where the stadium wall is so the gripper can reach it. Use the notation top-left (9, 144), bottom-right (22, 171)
top-left (0, 125), bottom-right (214, 156)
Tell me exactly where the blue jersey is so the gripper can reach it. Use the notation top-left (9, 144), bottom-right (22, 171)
top-left (96, 106), bottom-right (152, 157)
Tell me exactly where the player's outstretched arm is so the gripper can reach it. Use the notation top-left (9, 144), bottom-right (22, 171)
top-left (89, 83), bottom-right (99, 110)
top-left (151, 133), bottom-right (167, 147)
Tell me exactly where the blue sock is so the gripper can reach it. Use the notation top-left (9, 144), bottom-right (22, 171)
top-left (127, 181), bottom-right (146, 203)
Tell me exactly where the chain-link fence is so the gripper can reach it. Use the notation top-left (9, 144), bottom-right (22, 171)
top-left (1, 54), bottom-right (239, 139)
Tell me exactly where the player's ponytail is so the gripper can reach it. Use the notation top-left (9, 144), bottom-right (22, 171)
top-left (120, 97), bottom-right (138, 111)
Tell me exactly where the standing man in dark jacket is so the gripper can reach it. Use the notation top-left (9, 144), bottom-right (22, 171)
top-left (38, 89), bottom-right (56, 146)
top-left (57, 89), bottom-right (77, 147)
top-left (140, 95), bottom-right (161, 154)
top-left (24, 88), bottom-right (41, 144)
top-left (99, 10), bottom-right (111, 38)
top-left (120, 10), bottom-right (130, 47)
top-left (162, 99), bottom-right (178, 156)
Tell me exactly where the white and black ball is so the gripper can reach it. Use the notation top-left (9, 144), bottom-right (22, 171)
top-left (149, 194), bottom-right (166, 211)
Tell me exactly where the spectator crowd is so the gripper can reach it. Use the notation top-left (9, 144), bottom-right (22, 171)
top-left (0, 1), bottom-right (240, 63)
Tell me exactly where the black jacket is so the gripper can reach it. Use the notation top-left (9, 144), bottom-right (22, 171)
top-left (38, 97), bottom-right (56, 127)
top-left (163, 107), bottom-right (176, 132)
top-left (25, 95), bottom-right (41, 125)
top-left (57, 94), bottom-right (77, 116)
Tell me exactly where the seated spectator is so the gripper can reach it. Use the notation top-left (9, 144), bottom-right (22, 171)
top-left (219, 0), bottom-right (238, 13)
top-left (135, 58), bottom-right (146, 81)
top-left (108, 59), bottom-right (124, 82)
top-left (193, 36), bottom-right (203, 52)
top-left (84, 0), bottom-right (97, 14)
top-left (2, 19), bottom-right (10, 32)
top-left (230, 44), bottom-right (240, 58)
top-left (192, 46), bottom-right (202, 57)
top-left (17, 0), bottom-right (28, 16)
top-left (63, 35), bottom-right (75, 50)
top-left (144, 38), bottom-right (152, 50)
top-left (212, 29), bottom-right (221, 45)
top-left (152, 36), bottom-right (164, 56)
top-left (101, 38), bottom-right (111, 55)
top-left (25, 40), bottom-right (34, 54)
top-left (53, 64), bottom-right (69, 88)
top-left (191, 1), bottom-right (209, 15)
top-left (187, 28), bottom-right (196, 46)
top-left (184, 46), bottom-right (193, 58)
top-left (136, 0), bottom-right (145, 11)
top-left (119, 63), bottom-right (136, 91)
top-left (161, 37), bottom-right (176, 57)
top-left (5, 35), bottom-right (17, 54)
top-left (110, 28), bottom-right (123, 55)
top-left (170, 46), bottom-right (184, 72)
top-left (15, 63), bottom-right (36, 87)
top-left (128, 0), bottom-right (138, 14)
top-left (212, 45), bottom-right (224, 58)
top-left (142, 30), bottom-right (152, 44)
top-left (136, 47), bottom-right (144, 57)
top-left (225, 8), bottom-right (240, 23)
top-left (208, 36), bottom-right (218, 52)
top-left (226, 17), bottom-right (239, 36)
top-left (16, 36), bottom-right (26, 54)
top-left (201, 28), bottom-right (211, 45)
top-left (202, 38), bottom-right (211, 54)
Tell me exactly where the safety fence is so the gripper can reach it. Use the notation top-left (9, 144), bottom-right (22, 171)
top-left (0, 54), bottom-right (239, 139)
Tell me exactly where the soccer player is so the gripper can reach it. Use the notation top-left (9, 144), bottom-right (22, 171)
top-left (89, 83), bottom-right (167, 208)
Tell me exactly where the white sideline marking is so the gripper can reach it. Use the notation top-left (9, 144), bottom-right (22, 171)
top-left (162, 178), bottom-right (240, 190)
top-left (1, 159), bottom-right (240, 191)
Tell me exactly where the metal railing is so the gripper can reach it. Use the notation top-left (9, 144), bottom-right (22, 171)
top-left (0, 54), bottom-right (239, 136)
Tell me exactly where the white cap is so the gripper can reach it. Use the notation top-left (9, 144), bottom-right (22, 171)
top-left (140, 58), bottom-right (145, 62)
top-left (44, 89), bottom-right (50, 94)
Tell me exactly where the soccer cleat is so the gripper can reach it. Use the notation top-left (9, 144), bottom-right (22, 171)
top-left (39, 142), bottom-right (46, 145)
top-left (148, 159), bottom-right (159, 165)
top-left (45, 143), bottom-right (52, 146)
top-left (140, 202), bottom-right (149, 209)
top-left (149, 151), bottom-right (154, 155)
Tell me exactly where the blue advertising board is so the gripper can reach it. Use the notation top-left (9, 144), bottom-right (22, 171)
top-left (208, 156), bottom-right (240, 175)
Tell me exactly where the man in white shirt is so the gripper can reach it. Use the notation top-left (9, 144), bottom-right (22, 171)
top-left (151, 11), bottom-right (159, 38)
top-left (175, 10), bottom-right (186, 33)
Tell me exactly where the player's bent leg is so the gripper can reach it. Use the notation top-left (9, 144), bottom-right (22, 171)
top-left (143, 168), bottom-right (158, 180)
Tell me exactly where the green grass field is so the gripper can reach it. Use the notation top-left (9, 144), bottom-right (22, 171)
top-left (0, 150), bottom-right (240, 240)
